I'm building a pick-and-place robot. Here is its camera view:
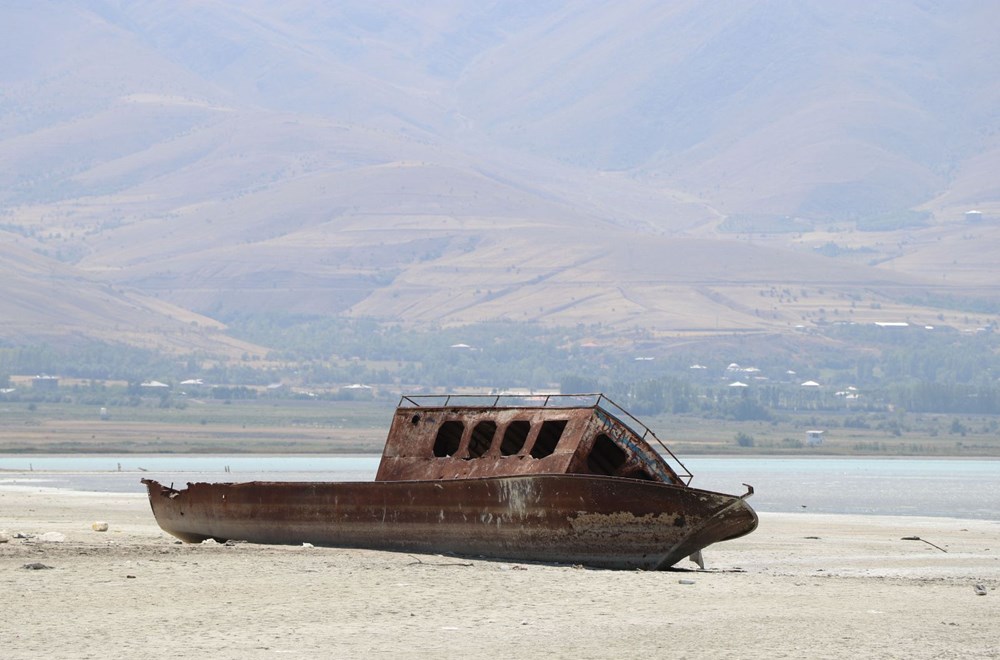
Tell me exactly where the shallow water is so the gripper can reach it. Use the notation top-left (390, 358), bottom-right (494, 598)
top-left (684, 456), bottom-right (1000, 520)
top-left (1, 454), bottom-right (997, 520)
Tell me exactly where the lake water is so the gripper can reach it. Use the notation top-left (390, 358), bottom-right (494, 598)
top-left (1, 455), bottom-right (997, 521)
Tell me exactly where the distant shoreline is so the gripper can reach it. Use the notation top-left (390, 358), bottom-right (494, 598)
top-left (3, 454), bottom-right (998, 520)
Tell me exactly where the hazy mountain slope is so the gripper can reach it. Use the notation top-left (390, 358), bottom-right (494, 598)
top-left (348, 231), bottom-right (935, 331)
top-left (921, 134), bottom-right (1000, 219)
top-left (455, 1), bottom-right (1000, 218)
top-left (1, 0), bottom-right (999, 353)
top-left (0, 237), bottom-right (265, 357)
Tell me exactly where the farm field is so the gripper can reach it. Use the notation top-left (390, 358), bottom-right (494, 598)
top-left (2, 399), bottom-right (999, 457)
top-left (0, 399), bottom-right (394, 455)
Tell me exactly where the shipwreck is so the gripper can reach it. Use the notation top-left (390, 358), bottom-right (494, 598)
top-left (143, 393), bottom-right (757, 570)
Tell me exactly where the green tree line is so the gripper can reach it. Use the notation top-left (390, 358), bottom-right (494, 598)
top-left (3, 314), bottom-right (999, 416)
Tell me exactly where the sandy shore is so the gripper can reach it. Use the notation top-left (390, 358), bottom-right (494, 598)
top-left (1, 487), bottom-right (997, 659)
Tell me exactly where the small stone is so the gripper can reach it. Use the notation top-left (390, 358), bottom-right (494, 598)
top-left (678, 579), bottom-right (696, 585)
top-left (92, 521), bottom-right (109, 532)
top-left (22, 562), bottom-right (54, 570)
top-left (0, 530), bottom-right (10, 544)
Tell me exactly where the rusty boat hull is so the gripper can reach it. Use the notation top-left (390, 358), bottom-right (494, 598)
top-left (142, 474), bottom-right (757, 570)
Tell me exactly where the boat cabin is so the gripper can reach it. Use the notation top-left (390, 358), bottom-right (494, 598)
top-left (375, 394), bottom-right (692, 485)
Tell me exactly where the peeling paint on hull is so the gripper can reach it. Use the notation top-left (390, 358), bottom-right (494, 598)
top-left (143, 474), bottom-right (757, 570)
top-left (143, 394), bottom-right (759, 570)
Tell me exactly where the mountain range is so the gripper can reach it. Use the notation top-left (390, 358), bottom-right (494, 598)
top-left (2, 1), bottom-right (999, 358)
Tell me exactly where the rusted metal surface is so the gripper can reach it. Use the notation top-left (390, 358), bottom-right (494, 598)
top-left (377, 394), bottom-right (687, 484)
top-left (142, 393), bottom-right (758, 569)
top-left (142, 475), bottom-right (756, 570)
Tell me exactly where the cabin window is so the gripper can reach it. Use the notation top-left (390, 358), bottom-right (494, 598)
top-left (500, 420), bottom-right (530, 456)
top-left (433, 421), bottom-right (464, 457)
top-left (467, 421), bottom-right (497, 458)
top-left (530, 420), bottom-right (567, 459)
top-left (587, 433), bottom-right (628, 476)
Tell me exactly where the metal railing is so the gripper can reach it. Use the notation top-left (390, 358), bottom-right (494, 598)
top-left (399, 392), bottom-right (601, 409)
